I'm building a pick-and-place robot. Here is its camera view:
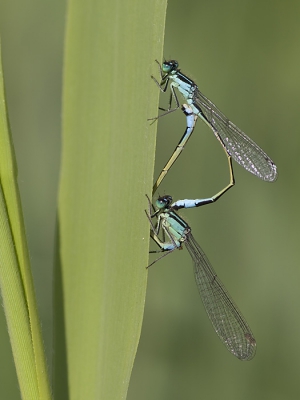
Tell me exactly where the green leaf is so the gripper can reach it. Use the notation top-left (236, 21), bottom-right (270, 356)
top-left (0, 41), bottom-right (52, 399)
top-left (55, 0), bottom-right (167, 398)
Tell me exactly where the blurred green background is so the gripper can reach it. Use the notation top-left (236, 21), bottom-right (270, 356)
top-left (129, 1), bottom-right (300, 400)
top-left (0, 0), bottom-right (299, 399)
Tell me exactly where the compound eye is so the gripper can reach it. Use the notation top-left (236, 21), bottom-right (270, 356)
top-left (162, 63), bottom-right (172, 73)
top-left (156, 195), bottom-right (172, 209)
top-left (162, 60), bottom-right (179, 74)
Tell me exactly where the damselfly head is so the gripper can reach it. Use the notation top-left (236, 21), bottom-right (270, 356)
top-left (162, 60), bottom-right (179, 74)
top-left (156, 195), bottom-right (173, 210)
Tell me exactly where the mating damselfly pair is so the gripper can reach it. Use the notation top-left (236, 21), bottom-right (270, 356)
top-left (146, 59), bottom-right (277, 360)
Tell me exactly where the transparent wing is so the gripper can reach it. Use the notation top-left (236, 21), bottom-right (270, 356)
top-left (185, 233), bottom-right (256, 360)
top-left (194, 88), bottom-right (277, 182)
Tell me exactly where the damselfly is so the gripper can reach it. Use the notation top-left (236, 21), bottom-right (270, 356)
top-left (150, 59), bottom-right (277, 186)
top-left (146, 165), bottom-right (256, 360)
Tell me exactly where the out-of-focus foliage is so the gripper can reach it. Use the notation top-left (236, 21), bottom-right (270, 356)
top-left (0, 1), bottom-right (66, 398)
